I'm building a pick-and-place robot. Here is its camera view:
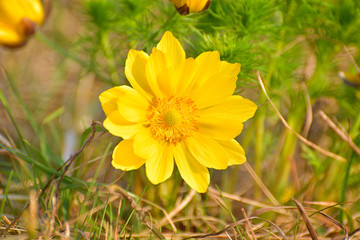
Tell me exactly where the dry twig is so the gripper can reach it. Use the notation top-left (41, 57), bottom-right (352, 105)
top-left (242, 208), bottom-right (256, 240)
top-left (159, 189), bottom-right (196, 227)
top-left (243, 162), bottom-right (280, 206)
top-left (1, 121), bottom-right (101, 237)
top-left (207, 187), bottom-right (268, 207)
top-left (319, 111), bottom-right (360, 156)
top-left (55, 121), bottom-right (100, 197)
top-left (343, 45), bottom-right (360, 73)
top-left (294, 199), bottom-right (319, 240)
top-left (109, 185), bottom-right (166, 239)
top-left (257, 71), bottom-right (346, 162)
top-left (183, 216), bottom-right (286, 239)
top-left (1, 190), bottom-right (42, 236)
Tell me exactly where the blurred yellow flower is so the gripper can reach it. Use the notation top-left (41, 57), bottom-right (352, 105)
top-left (338, 71), bottom-right (360, 88)
top-left (170, 0), bottom-right (211, 15)
top-left (338, 71), bottom-right (360, 99)
top-left (0, 0), bottom-right (45, 47)
top-left (99, 31), bottom-right (257, 193)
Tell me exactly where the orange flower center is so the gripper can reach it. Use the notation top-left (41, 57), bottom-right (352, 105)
top-left (147, 97), bottom-right (198, 144)
top-left (163, 109), bottom-right (181, 126)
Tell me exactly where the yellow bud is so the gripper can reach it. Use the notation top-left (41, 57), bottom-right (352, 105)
top-left (0, 0), bottom-right (46, 47)
top-left (338, 71), bottom-right (360, 88)
top-left (170, 0), bottom-right (211, 15)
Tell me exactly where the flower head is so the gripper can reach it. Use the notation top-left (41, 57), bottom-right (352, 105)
top-left (0, 0), bottom-right (46, 47)
top-left (170, 0), bottom-right (211, 15)
top-left (99, 31), bottom-right (257, 193)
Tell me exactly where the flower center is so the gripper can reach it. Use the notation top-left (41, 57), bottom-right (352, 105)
top-left (164, 109), bottom-right (181, 126)
top-left (146, 97), bottom-right (198, 145)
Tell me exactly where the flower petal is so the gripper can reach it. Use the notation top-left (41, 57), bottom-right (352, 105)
top-left (197, 95), bottom-right (257, 139)
top-left (145, 144), bottom-right (174, 185)
top-left (187, 51), bottom-right (240, 108)
top-left (22, 0), bottom-right (45, 24)
top-left (174, 142), bottom-right (210, 193)
top-left (188, 0), bottom-right (211, 13)
top-left (145, 47), bottom-right (168, 98)
top-left (217, 139), bottom-right (246, 166)
top-left (112, 140), bottom-right (146, 171)
top-left (133, 128), bottom-right (160, 159)
top-left (220, 60), bottom-right (241, 76)
top-left (0, 25), bottom-right (24, 46)
top-left (117, 85), bottom-right (149, 123)
top-left (156, 31), bottom-right (186, 69)
top-left (167, 57), bottom-right (197, 97)
top-left (0, 0), bottom-right (44, 25)
top-left (99, 86), bottom-right (127, 116)
top-left (193, 51), bottom-right (221, 85)
top-left (104, 110), bottom-right (144, 139)
top-left (185, 132), bottom-right (229, 169)
top-left (191, 73), bottom-right (237, 108)
top-left (170, 0), bottom-right (186, 9)
top-left (125, 49), bottom-right (153, 100)
top-left (170, 0), bottom-right (210, 14)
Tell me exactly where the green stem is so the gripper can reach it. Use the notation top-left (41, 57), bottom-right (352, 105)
top-left (0, 86), bottom-right (30, 155)
top-left (0, 170), bottom-right (13, 216)
top-left (339, 151), bottom-right (355, 223)
top-left (101, 31), bottom-right (120, 85)
top-left (0, 143), bottom-right (87, 188)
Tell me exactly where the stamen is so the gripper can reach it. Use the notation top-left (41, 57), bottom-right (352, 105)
top-left (164, 109), bottom-right (181, 126)
top-left (146, 97), bottom-right (198, 144)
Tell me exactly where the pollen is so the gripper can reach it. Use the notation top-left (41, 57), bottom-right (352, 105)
top-left (147, 97), bottom-right (198, 144)
top-left (164, 109), bottom-right (181, 126)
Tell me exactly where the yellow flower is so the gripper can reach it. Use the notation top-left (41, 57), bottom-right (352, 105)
top-left (338, 71), bottom-right (360, 88)
top-left (99, 31), bottom-right (257, 193)
top-left (0, 0), bottom-right (45, 47)
top-left (170, 0), bottom-right (211, 15)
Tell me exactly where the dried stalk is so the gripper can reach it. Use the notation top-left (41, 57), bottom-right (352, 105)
top-left (1, 121), bottom-right (101, 237)
top-left (159, 189), bottom-right (196, 227)
top-left (257, 71), bottom-right (346, 162)
top-left (319, 111), bottom-right (360, 156)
